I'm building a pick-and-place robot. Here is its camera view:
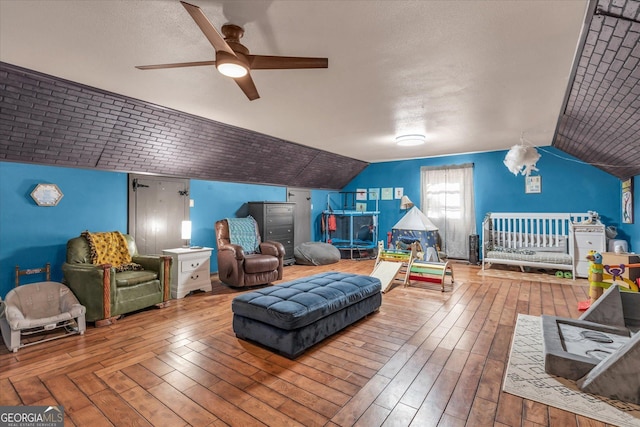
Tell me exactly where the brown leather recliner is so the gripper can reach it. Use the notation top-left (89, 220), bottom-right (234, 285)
top-left (215, 218), bottom-right (285, 287)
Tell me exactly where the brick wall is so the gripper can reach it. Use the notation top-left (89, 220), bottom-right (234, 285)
top-left (0, 62), bottom-right (367, 189)
top-left (553, 0), bottom-right (640, 180)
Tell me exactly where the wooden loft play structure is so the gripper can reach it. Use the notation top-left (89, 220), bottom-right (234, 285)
top-left (372, 242), bottom-right (454, 293)
top-left (372, 242), bottom-right (416, 293)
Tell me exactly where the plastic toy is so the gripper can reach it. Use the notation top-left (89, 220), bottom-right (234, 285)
top-left (586, 251), bottom-right (608, 303)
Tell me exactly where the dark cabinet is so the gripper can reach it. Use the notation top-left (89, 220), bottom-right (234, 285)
top-left (248, 202), bottom-right (295, 265)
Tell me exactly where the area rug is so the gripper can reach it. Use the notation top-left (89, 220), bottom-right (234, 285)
top-left (503, 314), bottom-right (640, 427)
top-left (478, 265), bottom-right (589, 286)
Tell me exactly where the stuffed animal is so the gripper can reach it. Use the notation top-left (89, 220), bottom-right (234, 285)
top-left (586, 250), bottom-right (608, 303)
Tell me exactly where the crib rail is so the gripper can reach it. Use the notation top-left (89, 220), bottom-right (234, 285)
top-left (481, 212), bottom-right (590, 279)
top-left (483, 213), bottom-right (589, 249)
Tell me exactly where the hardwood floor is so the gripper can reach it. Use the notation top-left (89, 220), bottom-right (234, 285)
top-left (1, 260), bottom-right (610, 426)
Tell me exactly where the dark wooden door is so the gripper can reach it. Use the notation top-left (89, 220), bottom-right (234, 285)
top-left (287, 187), bottom-right (311, 246)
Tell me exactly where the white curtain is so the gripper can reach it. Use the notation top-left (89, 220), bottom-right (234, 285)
top-left (420, 164), bottom-right (476, 259)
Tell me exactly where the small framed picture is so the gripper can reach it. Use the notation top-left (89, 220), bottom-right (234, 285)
top-left (622, 177), bottom-right (633, 224)
top-left (368, 188), bottom-right (379, 200)
top-left (356, 188), bottom-right (367, 200)
top-left (525, 176), bottom-right (541, 194)
top-left (394, 187), bottom-right (404, 199)
top-left (381, 188), bottom-right (393, 200)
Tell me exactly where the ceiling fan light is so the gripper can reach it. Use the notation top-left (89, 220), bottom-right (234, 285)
top-left (217, 62), bottom-right (248, 78)
top-left (395, 134), bottom-right (425, 146)
top-left (216, 51), bottom-right (249, 78)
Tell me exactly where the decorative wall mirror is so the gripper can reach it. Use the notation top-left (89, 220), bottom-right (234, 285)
top-left (31, 183), bottom-right (64, 206)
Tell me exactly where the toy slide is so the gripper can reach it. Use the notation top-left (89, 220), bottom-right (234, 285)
top-left (371, 241), bottom-right (416, 293)
top-left (371, 261), bottom-right (404, 293)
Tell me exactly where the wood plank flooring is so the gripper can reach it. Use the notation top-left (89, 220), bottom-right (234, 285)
top-left (1, 260), bottom-right (612, 426)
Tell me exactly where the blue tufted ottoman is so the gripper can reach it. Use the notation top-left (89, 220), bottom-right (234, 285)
top-left (232, 272), bottom-right (382, 358)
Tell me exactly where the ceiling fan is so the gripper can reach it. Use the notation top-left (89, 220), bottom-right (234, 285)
top-left (135, 1), bottom-right (328, 101)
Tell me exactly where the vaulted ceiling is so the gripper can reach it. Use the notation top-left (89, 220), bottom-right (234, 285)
top-left (554, 0), bottom-right (640, 180)
top-left (0, 0), bottom-right (638, 186)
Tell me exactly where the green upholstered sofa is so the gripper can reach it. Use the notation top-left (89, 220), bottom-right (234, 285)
top-left (62, 233), bottom-right (172, 326)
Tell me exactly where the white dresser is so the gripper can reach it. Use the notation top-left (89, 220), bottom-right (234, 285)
top-left (162, 247), bottom-right (213, 299)
top-left (573, 224), bottom-right (606, 278)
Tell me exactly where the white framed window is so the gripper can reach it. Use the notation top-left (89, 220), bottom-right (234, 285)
top-left (421, 164), bottom-right (476, 259)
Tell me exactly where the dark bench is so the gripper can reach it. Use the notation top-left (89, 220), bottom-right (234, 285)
top-left (232, 272), bottom-right (382, 358)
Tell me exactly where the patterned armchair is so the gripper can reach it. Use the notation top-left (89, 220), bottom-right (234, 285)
top-left (62, 231), bottom-right (171, 326)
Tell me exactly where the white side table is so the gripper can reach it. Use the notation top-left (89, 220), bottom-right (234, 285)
top-left (162, 247), bottom-right (213, 299)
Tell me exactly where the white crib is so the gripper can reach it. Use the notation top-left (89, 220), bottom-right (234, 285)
top-left (482, 212), bottom-right (591, 279)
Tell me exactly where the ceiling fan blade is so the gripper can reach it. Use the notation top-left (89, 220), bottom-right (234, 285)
top-left (135, 60), bottom-right (216, 70)
top-left (248, 55), bottom-right (328, 70)
top-left (234, 74), bottom-right (260, 101)
top-left (180, 1), bottom-right (236, 56)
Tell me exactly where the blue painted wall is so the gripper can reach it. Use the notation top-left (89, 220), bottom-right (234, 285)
top-left (342, 147), bottom-right (624, 250)
top-left (0, 162), bottom-right (127, 297)
top-left (0, 163), bottom-right (328, 297)
top-left (189, 182), bottom-right (332, 271)
top-left (2, 150), bottom-right (637, 298)
top-left (189, 180), bottom-right (286, 272)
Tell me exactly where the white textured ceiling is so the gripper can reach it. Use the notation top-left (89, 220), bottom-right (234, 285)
top-left (0, 0), bottom-right (590, 163)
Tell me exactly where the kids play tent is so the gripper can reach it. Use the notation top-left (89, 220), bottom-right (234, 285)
top-left (390, 207), bottom-right (439, 261)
